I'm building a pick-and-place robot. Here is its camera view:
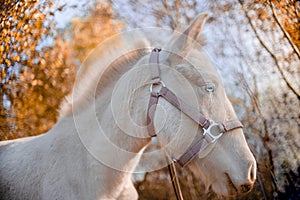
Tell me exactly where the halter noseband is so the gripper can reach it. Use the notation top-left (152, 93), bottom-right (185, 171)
top-left (147, 48), bottom-right (243, 166)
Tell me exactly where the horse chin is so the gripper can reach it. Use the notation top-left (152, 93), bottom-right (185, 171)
top-left (211, 179), bottom-right (238, 197)
top-left (211, 173), bottom-right (253, 197)
top-left (189, 162), bottom-right (236, 197)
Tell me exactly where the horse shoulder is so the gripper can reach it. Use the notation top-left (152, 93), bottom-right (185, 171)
top-left (0, 135), bottom-right (46, 199)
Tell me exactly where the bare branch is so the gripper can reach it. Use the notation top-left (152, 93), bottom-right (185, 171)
top-left (238, 0), bottom-right (300, 100)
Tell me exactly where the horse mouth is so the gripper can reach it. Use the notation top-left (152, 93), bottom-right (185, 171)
top-left (225, 173), bottom-right (238, 196)
top-left (224, 173), bottom-right (253, 196)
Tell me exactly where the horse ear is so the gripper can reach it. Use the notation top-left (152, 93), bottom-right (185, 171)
top-left (165, 13), bottom-right (208, 57)
top-left (181, 13), bottom-right (208, 48)
top-left (184, 13), bottom-right (208, 41)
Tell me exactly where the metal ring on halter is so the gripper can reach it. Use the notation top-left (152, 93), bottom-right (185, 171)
top-left (172, 157), bottom-right (178, 163)
top-left (149, 81), bottom-right (166, 93)
top-left (202, 120), bottom-right (223, 143)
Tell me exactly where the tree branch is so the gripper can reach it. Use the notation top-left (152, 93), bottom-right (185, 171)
top-left (238, 0), bottom-right (300, 100)
top-left (268, 0), bottom-right (300, 60)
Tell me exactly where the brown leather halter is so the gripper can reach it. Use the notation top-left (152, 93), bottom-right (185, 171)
top-left (146, 48), bottom-right (243, 199)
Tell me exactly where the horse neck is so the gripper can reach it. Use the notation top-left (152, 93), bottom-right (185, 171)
top-left (94, 51), bottom-right (152, 150)
top-left (58, 53), bottom-right (152, 173)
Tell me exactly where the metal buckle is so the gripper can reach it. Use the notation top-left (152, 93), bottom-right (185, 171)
top-left (149, 81), bottom-right (166, 95)
top-left (202, 120), bottom-right (223, 143)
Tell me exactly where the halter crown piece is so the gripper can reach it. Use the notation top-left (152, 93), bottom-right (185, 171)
top-left (146, 48), bottom-right (243, 200)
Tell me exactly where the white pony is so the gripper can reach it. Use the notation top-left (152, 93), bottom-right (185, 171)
top-left (0, 14), bottom-right (256, 199)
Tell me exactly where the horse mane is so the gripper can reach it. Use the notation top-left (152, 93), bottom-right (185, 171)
top-left (59, 31), bottom-right (150, 118)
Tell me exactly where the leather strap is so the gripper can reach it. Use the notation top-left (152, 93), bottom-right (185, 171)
top-left (149, 48), bottom-right (161, 82)
top-left (221, 120), bottom-right (243, 132)
top-left (177, 134), bottom-right (213, 167)
top-left (176, 120), bottom-right (243, 167)
top-left (168, 161), bottom-right (184, 200)
top-left (159, 86), bottom-right (210, 129)
top-left (147, 93), bottom-right (159, 137)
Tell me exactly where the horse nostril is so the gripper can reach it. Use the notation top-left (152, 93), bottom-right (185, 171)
top-left (240, 183), bottom-right (253, 193)
top-left (249, 162), bottom-right (257, 182)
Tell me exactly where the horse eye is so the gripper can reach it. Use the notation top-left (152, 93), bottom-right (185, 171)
top-left (205, 83), bottom-right (215, 92)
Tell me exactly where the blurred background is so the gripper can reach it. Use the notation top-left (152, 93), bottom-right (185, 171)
top-left (0, 0), bottom-right (299, 199)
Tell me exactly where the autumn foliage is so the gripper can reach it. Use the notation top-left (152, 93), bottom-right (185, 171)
top-left (0, 0), bottom-right (299, 199)
top-left (0, 0), bottom-right (122, 140)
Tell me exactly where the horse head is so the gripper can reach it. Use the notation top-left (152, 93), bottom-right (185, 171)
top-left (150, 14), bottom-right (257, 196)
